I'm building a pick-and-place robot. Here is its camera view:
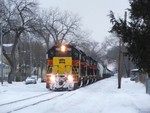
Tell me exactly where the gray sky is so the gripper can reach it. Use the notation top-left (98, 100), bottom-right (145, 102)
top-left (38, 0), bottom-right (129, 43)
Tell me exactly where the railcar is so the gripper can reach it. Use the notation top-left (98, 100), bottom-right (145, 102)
top-left (102, 68), bottom-right (114, 78)
top-left (45, 44), bottom-right (106, 91)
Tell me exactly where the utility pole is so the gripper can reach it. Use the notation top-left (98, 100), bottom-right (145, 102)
top-left (0, 21), bottom-right (3, 85)
top-left (29, 38), bottom-right (32, 75)
top-left (118, 37), bottom-right (123, 89)
top-left (118, 11), bottom-right (127, 89)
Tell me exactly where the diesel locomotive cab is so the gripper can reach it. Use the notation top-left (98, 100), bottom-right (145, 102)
top-left (46, 44), bottom-right (79, 90)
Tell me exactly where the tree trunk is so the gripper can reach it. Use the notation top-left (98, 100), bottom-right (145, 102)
top-left (4, 52), bottom-right (17, 83)
top-left (8, 67), bottom-right (16, 84)
top-left (148, 74), bottom-right (150, 78)
top-left (41, 64), bottom-right (43, 76)
top-left (127, 56), bottom-right (130, 77)
top-left (8, 73), bottom-right (12, 84)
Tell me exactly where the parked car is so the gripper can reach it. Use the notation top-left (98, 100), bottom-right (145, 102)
top-left (130, 69), bottom-right (139, 81)
top-left (25, 76), bottom-right (37, 84)
top-left (31, 75), bottom-right (38, 81)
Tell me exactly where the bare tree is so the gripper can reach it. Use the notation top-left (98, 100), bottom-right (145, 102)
top-left (76, 37), bottom-right (105, 64)
top-left (1, 0), bottom-right (38, 83)
top-left (31, 8), bottom-right (81, 51)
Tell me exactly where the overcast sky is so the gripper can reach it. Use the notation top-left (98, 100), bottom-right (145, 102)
top-left (38, 0), bottom-right (130, 43)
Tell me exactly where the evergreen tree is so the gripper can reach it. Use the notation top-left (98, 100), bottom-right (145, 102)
top-left (109, 0), bottom-right (150, 77)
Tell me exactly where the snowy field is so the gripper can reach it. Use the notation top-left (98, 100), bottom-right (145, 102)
top-left (0, 77), bottom-right (150, 113)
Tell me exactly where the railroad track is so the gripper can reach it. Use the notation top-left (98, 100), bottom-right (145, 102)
top-left (1, 91), bottom-right (75, 113)
top-left (0, 92), bottom-right (52, 106)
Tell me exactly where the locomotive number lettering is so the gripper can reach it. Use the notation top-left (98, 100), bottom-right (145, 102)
top-left (59, 59), bottom-right (65, 64)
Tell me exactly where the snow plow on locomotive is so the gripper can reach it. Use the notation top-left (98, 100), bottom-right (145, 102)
top-left (46, 44), bottom-right (112, 91)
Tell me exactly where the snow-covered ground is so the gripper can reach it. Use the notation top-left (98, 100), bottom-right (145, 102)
top-left (0, 77), bottom-right (150, 113)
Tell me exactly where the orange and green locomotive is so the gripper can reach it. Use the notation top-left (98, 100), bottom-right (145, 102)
top-left (46, 44), bottom-right (103, 90)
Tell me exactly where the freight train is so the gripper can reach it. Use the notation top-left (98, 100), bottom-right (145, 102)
top-left (46, 44), bottom-right (113, 91)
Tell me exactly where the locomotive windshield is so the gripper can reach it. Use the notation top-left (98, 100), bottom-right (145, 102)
top-left (48, 45), bottom-right (81, 59)
top-left (55, 46), bottom-right (72, 57)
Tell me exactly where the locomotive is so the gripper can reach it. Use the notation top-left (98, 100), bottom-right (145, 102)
top-left (45, 44), bottom-right (112, 91)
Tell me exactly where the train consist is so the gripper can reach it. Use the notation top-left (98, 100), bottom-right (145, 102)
top-left (46, 44), bottom-right (113, 90)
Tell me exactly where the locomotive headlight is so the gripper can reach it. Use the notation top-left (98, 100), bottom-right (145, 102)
top-left (68, 75), bottom-right (73, 82)
top-left (61, 45), bottom-right (66, 52)
top-left (50, 75), bottom-right (56, 82)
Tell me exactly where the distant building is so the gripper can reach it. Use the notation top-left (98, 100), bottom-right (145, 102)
top-left (0, 62), bottom-right (11, 81)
